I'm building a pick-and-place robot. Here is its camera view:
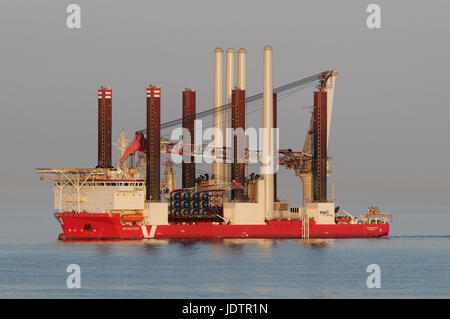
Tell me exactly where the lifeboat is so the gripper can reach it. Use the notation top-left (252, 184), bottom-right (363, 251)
top-left (121, 212), bottom-right (144, 223)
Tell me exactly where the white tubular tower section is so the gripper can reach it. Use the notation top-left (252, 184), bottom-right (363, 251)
top-left (238, 48), bottom-right (247, 90)
top-left (225, 48), bottom-right (236, 181)
top-left (262, 46), bottom-right (274, 219)
top-left (213, 47), bottom-right (225, 182)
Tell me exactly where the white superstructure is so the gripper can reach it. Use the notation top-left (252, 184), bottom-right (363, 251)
top-left (38, 168), bottom-right (145, 214)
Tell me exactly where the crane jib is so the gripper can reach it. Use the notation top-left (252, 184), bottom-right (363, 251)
top-left (138, 71), bottom-right (329, 133)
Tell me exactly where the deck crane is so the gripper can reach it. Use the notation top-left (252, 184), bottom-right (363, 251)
top-left (123, 71), bottom-right (334, 162)
top-left (119, 71), bottom-right (337, 201)
top-left (137, 71), bottom-right (330, 134)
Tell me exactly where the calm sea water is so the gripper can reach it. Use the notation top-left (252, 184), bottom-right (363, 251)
top-left (1, 205), bottom-right (449, 298)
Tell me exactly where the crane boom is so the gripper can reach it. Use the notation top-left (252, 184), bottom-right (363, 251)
top-left (122, 71), bottom-right (335, 167)
top-left (138, 71), bottom-right (330, 133)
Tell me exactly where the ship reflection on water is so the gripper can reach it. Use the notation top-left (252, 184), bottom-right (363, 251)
top-left (162, 238), bottom-right (336, 249)
top-left (301, 238), bottom-right (335, 249)
top-left (56, 238), bottom-right (337, 256)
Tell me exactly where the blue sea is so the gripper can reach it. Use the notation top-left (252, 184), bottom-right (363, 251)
top-left (0, 205), bottom-right (449, 298)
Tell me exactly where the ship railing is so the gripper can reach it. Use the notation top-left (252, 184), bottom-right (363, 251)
top-left (302, 199), bottom-right (335, 204)
top-left (37, 168), bottom-right (107, 213)
top-left (359, 213), bottom-right (393, 224)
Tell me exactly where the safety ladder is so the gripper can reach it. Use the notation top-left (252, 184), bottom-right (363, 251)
top-left (301, 215), bottom-right (309, 239)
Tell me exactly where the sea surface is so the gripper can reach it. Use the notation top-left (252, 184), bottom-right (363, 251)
top-left (0, 205), bottom-right (449, 298)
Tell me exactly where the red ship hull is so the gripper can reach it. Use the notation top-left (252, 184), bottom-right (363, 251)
top-left (55, 212), bottom-right (389, 240)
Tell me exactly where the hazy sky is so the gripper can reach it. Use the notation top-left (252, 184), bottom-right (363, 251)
top-left (0, 0), bottom-right (449, 211)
